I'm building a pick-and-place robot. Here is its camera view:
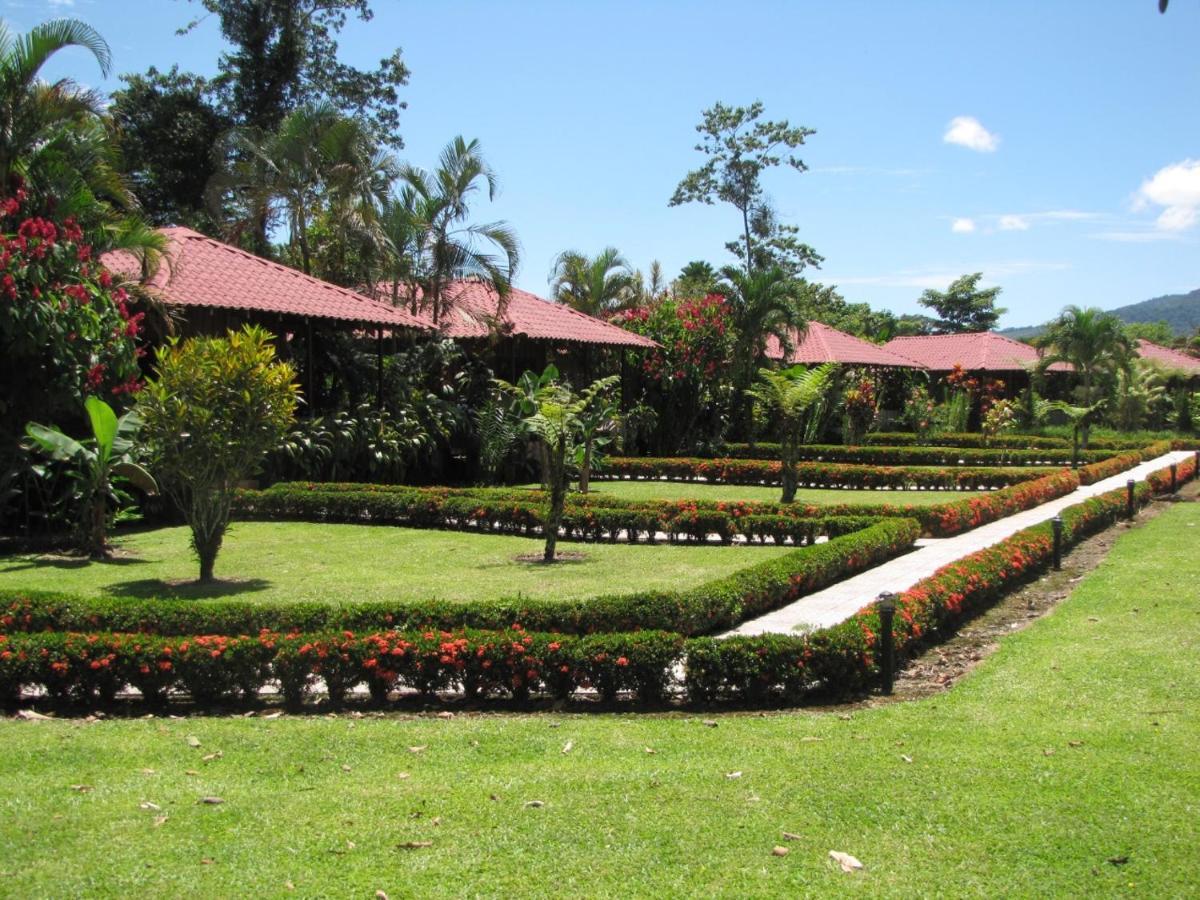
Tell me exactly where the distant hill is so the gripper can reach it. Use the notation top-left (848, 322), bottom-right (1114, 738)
top-left (1000, 288), bottom-right (1200, 340)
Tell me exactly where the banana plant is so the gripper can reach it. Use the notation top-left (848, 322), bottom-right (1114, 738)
top-left (25, 395), bottom-right (157, 557)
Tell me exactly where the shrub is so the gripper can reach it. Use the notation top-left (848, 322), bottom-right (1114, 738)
top-left (137, 326), bottom-right (298, 582)
top-left (719, 442), bottom-right (1114, 467)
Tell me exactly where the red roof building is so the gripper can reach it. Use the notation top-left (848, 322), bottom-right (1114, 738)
top-left (884, 331), bottom-right (1071, 372)
top-left (764, 322), bottom-right (924, 368)
top-left (103, 227), bottom-right (431, 331)
top-left (375, 281), bottom-right (657, 350)
top-left (1135, 339), bottom-right (1200, 374)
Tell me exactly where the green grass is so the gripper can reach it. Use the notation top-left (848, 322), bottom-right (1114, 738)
top-left (1, 504), bottom-right (1197, 895)
top-left (0, 521), bottom-right (791, 604)
top-left (564, 479), bottom-right (986, 506)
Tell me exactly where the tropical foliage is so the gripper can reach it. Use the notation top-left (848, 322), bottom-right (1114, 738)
top-left (746, 364), bottom-right (838, 502)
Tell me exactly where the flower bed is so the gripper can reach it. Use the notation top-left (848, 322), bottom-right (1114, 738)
top-left (2, 458), bottom-right (1192, 710)
top-left (719, 443), bottom-right (1115, 467)
top-left (598, 457), bottom-right (1052, 490)
top-left (0, 519), bottom-right (920, 639)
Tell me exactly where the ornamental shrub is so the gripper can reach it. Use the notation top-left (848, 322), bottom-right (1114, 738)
top-left (137, 326), bottom-right (298, 582)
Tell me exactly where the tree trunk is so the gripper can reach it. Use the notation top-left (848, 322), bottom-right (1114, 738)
top-left (192, 521), bottom-right (225, 584)
top-left (86, 492), bottom-right (108, 558)
top-left (543, 441), bottom-right (566, 562)
top-left (780, 445), bottom-right (798, 504)
top-left (579, 441), bottom-right (592, 494)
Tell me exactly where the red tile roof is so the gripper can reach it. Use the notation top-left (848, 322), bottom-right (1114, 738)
top-left (884, 331), bottom-right (1071, 372)
top-left (374, 280), bottom-right (658, 349)
top-left (102, 227), bottom-right (431, 330)
top-left (764, 322), bottom-right (924, 368)
top-left (1136, 339), bottom-right (1200, 373)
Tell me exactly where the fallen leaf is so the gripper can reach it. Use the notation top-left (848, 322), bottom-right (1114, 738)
top-left (489, 794), bottom-right (500, 801)
top-left (185, 770), bottom-right (200, 776)
top-left (202, 752), bottom-right (222, 762)
top-left (524, 800), bottom-right (545, 808)
top-left (398, 841), bottom-right (432, 850)
top-left (375, 892), bottom-right (388, 899)
top-left (341, 765), bottom-right (352, 772)
top-left (1043, 749), bottom-right (1056, 757)
top-left (186, 735), bottom-right (201, 748)
top-left (829, 850), bottom-right (863, 873)
top-left (408, 746), bottom-right (427, 754)
top-left (198, 796), bottom-right (224, 805)
top-left (15, 709), bottom-right (52, 721)
top-left (800, 736), bottom-right (822, 743)
top-left (838, 714), bottom-right (852, 721)
top-left (725, 771), bottom-right (742, 780)
top-left (1068, 740), bottom-right (1084, 748)
top-left (152, 815), bottom-right (168, 827)
top-left (435, 711), bottom-right (454, 719)
top-left (396, 772), bottom-right (411, 780)
top-left (561, 741), bottom-right (573, 754)
top-left (772, 846), bottom-right (790, 857)
top-left (901, 755), bottom-right (913, 764)
top-left (263, 712), bottom-right (283, 720)
top-left (644, 747), bottom-right (657, 754)
top-left (431, 817), bottom-right (441, 827)
top-left (201, 858), bottom-right (214, 865)
top-left (140, 768), bottom-right (157, 775)
top-left (139, 801), bottom-right (161, 811)
top-left (1108, 855), bottom-right (1129, 866)
top-left (782, 832), bottom-right (803, 841)
top-left (285, 883), bottom-right (294, 892)
top-left (69, 784), bottom-right (92, 793)
top-left (701, 719), bottom-right (718, 728)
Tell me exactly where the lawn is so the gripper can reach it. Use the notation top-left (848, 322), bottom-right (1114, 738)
top-left (0, 504), bottom-right (1196, 895)
top-left (564, 479), bottom-right (986, 506)
top-left (0, 521), bottom-right (791, 604)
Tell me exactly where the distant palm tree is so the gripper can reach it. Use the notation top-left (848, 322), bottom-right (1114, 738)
top-left (1037, 305), bottom-right (1133, 446)
top-left (720, 265), bottom-right (806, 432)
top-left (389, 136), bottom-right (520, 324)
top-left (549, 246), bottom-right (634, 315)
top-left (211, 103), bottom-right (394, 274)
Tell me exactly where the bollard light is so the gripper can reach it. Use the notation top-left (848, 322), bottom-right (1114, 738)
top-left (1126, 479), bottom-right (1136, 520)
top-left (877, 592), bottom-right (898, 695)
top-left (1171, 462), bottom-right (1178, 494)
top-left (1052, 514), bottom-right (1064, 570)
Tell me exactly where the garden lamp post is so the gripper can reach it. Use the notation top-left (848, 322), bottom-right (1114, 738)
top-left (877, 592), bottom-right (897, 695)
top-left (1051, 514), bottom-right (1063, 570)
top-left (1126, 479), bottom-right (1136, 520)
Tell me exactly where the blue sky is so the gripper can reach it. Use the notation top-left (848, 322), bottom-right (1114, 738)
top-left (9, 0), bottom-right (1199, 326)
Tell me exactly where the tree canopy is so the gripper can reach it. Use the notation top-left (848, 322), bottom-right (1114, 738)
top-left (918, 273), bottom-right (1006, 333)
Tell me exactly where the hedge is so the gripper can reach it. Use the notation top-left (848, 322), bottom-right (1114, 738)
top-left (1, 457), bottom-right (1192, 710)
top-left (598, 457), bottom-right (1053, 490)
top-left (0, 519), bottom-right (921, 638)
top-left (234, 483), bottom-right (881, 546)
top-left (719, 443), bottom-right (1115, 467)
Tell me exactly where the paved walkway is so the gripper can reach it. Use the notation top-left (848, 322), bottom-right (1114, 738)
top-left (726, 451), bottom-right (1193, 636)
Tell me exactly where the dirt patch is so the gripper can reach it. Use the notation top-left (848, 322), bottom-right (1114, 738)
top-left (514, 551), bottom-right (588, 564)
top-left (875, 483), bottom-right (1199, 704)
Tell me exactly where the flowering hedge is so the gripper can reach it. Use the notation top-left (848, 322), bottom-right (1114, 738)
top-left (719, 443), bottom-right (1115, 467)
top-left (598, 457), bottom-right (1052, 490)
top-left (866, 432), bottom-right (1153, 451)
top-left (0, 519), bottom-right (920, 639)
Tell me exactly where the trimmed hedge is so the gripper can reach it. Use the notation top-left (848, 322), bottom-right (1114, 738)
top-left (0, 519), bottom-right (921, 638)
top-left (1, 457), bottom-right (1192, 710)
top-left (234, 483), bottom-right (880, 546)
top-left (598, 457), bottom-right (1053, 490)
top-left (719, 442), bottom-right (1115, 467)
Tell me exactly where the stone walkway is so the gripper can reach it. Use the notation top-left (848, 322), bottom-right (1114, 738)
top-left (726, 451), bottom-right (1193, 636)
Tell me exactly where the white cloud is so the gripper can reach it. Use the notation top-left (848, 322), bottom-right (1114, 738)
top-left (951, 217), bottom-right (976, 234)
top-left (943, 116), bottom-right (999, 153)
top-left (998, 214), bottom-right (1030, 231)
top-left (1136, 159), bottom-right (1200, 232)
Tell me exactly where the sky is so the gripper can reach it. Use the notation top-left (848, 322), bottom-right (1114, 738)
top-left (8, 0), bottom-right (1200, 327)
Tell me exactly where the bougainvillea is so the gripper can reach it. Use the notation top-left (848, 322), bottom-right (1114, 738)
top-left (0, 177), bottom-right (144, 435)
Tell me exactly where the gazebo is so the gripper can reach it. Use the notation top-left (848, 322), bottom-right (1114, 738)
top-left (102, 227), bottom-right (432, 402)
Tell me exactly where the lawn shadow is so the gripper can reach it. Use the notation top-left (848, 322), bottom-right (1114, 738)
top-left (0, 554), bottom-right (149, 573)
top-left (101, 577), bottom-right (273, 600)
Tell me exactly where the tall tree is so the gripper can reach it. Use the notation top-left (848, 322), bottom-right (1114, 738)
top-left (109, 66), bottom-right (231, 229)
top-left (675, 260), bottom-right (720, 297)
top-left (918, 273), bottom-right (1006, 333)
top-left (669, 101), bottom-right (819, 276)
top-left (183, 0), bottom-right (409, 144)
top-left (549, 247), bottom-right (634, 315)
top-left (389, 136), bottom-right (520, 324)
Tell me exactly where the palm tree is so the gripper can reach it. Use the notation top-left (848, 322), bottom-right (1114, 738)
top-left (210, 103), bottom-right (394, 275)
top-left (1037, 306), bottom-right (1134, 445)
top-left (549, 247), bottom-right (634, 315)
top-left (389, 136), bottom-right (520, 324)
top-left (746, 364), bottom-right (838, 502)
top-left (720, 264), bottom-right (806, 433)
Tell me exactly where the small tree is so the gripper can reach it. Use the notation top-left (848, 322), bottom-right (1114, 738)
top-left (25, 395), bottom-right (156, 557)
top-left (137, 326), bottom-right (297, 583)
top-left (496, 368), bottom-right (619, 562)
top-left (918, 273), bottom-right (1006, 333)
top-left (574, 393), bottom-right (621, 494)
top-left (746, 364), bottom-right (838, 503)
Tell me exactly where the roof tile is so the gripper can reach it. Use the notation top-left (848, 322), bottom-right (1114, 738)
top-left (765, 321), bottom-right (923, 367)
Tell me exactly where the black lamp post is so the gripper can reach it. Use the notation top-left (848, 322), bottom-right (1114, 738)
top-left (1126, 479), bottom-right (1136, 520)
top-left (1052, 514), bottom-right (1063, 570)
top-left (877, 592), bottom-right (897, 695)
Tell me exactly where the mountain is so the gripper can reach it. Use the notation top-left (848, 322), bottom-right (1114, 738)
top-left (1000, 288), bottom-right (1200, 340)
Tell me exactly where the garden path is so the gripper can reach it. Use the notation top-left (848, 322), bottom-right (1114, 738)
top-left (725, 451), bottom-right (1194, 636)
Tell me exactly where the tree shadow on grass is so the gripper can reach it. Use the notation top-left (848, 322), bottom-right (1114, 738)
top-left (0, 554), bottom-right (148, 573)
top-left (100, 577), bottom-right (273, 600)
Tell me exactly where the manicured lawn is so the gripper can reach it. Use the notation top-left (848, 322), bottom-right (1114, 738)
top-left (566, 479), bottom-right (986, 506)
top-left (1, 504), bottom-right (1197, 895)
top-left (0, 521), bottom-right (791, 604)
